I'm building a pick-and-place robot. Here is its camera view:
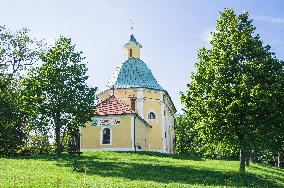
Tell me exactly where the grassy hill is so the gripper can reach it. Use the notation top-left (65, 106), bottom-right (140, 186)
top-left (0, 152), bottom-right (283, 187)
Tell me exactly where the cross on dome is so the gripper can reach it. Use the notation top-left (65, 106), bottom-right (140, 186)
top-left (130, 19), bottom-right (134, 32)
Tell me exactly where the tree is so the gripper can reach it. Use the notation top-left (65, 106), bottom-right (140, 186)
top-left (181, 9), bottom-right (284, 172)
top-left (257, 59), bottom-right (284, 168)
top-left (0, 78), bottom-right (25, 155)
top-left (0, 26), bottom-right (44, 156)
top-left (22, 36), bottom-right (96, 157)
top-left (175, 114), bottom-right (239, 158)
top-left (175, 115), bottom-right (196, 154)
top-left (0, 26), bottom-right (44, 75)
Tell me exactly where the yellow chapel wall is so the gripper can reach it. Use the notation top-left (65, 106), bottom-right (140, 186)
top-left (143, 90), bottom-right (160, 100)
top-left (143, 90), bottom-right (163, 151)
top-left (97, 89), bottom-right (169, 152)
top-left (143, 90), bottom-right (176, 153)
top-left (164, 103), bottom-right (175, 154)
top-left (97, 90), bottom-right (112, 102)
top-left (135, 117), bottom-right (150, 151)
top-left (80, 115), bottom-right (132, 150)
top-left (164, 95), bottom-right (176, 154)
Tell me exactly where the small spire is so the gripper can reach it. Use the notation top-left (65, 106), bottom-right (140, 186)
top-left (124, 34), bottom-right (142, 48)
top-left (130, 34), bottom-right (137, 43)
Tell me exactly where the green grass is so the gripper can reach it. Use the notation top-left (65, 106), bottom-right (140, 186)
top-left (0, 152), bottom-right (283, 187)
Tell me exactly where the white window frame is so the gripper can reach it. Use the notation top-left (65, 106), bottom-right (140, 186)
top-left (147, 110), bottom-right (158, 123)
top-left (100, 126), bottom-right (112, 145)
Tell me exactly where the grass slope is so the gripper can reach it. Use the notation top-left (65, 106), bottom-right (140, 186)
top-left (0, 152), bottom-right (283, 187)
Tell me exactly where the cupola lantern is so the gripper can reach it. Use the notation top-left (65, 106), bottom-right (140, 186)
top-left (124, 34), bottom-right (142, 59)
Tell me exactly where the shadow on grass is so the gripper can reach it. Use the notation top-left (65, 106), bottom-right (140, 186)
top-left (51, 153), bottom-right (281, 187)
top-left (123, 151), bottom-right (206, 161)
top-left (5, 153), bottom-right (283, 187)
top-left (251, 164), bottom-right (284, 173)
top-left (125, 151), bottom-right (240, 162)
top-left (250, 165), bottom-right (284, 183)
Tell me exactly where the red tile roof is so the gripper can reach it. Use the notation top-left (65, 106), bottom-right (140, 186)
top-left (94, 95), bottom-right (134, 115)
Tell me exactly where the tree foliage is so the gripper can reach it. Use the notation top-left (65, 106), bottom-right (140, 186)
top-left (175, 115), bottom-right (196, 155)
top-left (0, 79), bottom-right (25, 155)
top-left (0, 26), bottom-right (44, 156)
top-left (22, 36), bottom-right (96, 157)
top-left (181, 9), bottom-right (284, 172)
top-left (0, 26), bottom-right (44, 75)
top-left (175, 115), bottom-right (238, 159)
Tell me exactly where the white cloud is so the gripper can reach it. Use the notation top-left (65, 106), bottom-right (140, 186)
top-left (254, 16), bottom-right (284, 24)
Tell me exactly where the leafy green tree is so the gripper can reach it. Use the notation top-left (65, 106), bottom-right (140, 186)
top-left (0, 26), bottom-right (44, 75)
top-left (258, 61), bottom-right (284, 168)
top-left (175, 115), bottom-right (195, 154)
top-left (22, 36), bottom-right (96, 157)
top-left (0, 26), bottom-right (44, 156)
top-left (181, 9), bottom-right (283, 172)
top-left (175, 114), bottom-right (238, 158)
top-left (0, 79), bottom-right (25, 155)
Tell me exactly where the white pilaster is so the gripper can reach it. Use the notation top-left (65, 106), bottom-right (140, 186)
top-left (131, 115), bottom-right (135, 150)
top-left (137, 89), bottom-right (144, 118)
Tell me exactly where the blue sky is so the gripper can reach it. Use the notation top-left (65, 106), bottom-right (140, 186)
top-left (1, 0), bottom-right (284, 113)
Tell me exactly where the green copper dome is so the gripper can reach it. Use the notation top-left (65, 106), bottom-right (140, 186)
top-left (106, 57), bottom-right (164, 90)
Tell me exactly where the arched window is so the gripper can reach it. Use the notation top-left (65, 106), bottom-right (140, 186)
top-left (148, 112), bottom-right (156, 120)
top-left (102, 128), bottom-right (110, 144)
top-left (129, 49), bottom-right (133, 57)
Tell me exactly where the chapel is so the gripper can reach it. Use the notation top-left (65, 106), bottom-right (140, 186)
top-left (80, 34), bottom-right (176, 153)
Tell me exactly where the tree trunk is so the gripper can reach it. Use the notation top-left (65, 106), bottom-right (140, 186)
top-left (55, 126), bottom-right (61, 157)
top-left (54, 112), bottom-right (61, 157)
top-left (278, 152), bottom-right (283, 168)
top-left (250, 150), bottom-right (254, 163)
top-left (246, 149), bottom-right (250, 166)
top-left (274, 155), bottom-right (278, 167)
top-left (239, 145), bottom-right (246, 172)
top-left (250, 150), bottom-right (257, 163)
